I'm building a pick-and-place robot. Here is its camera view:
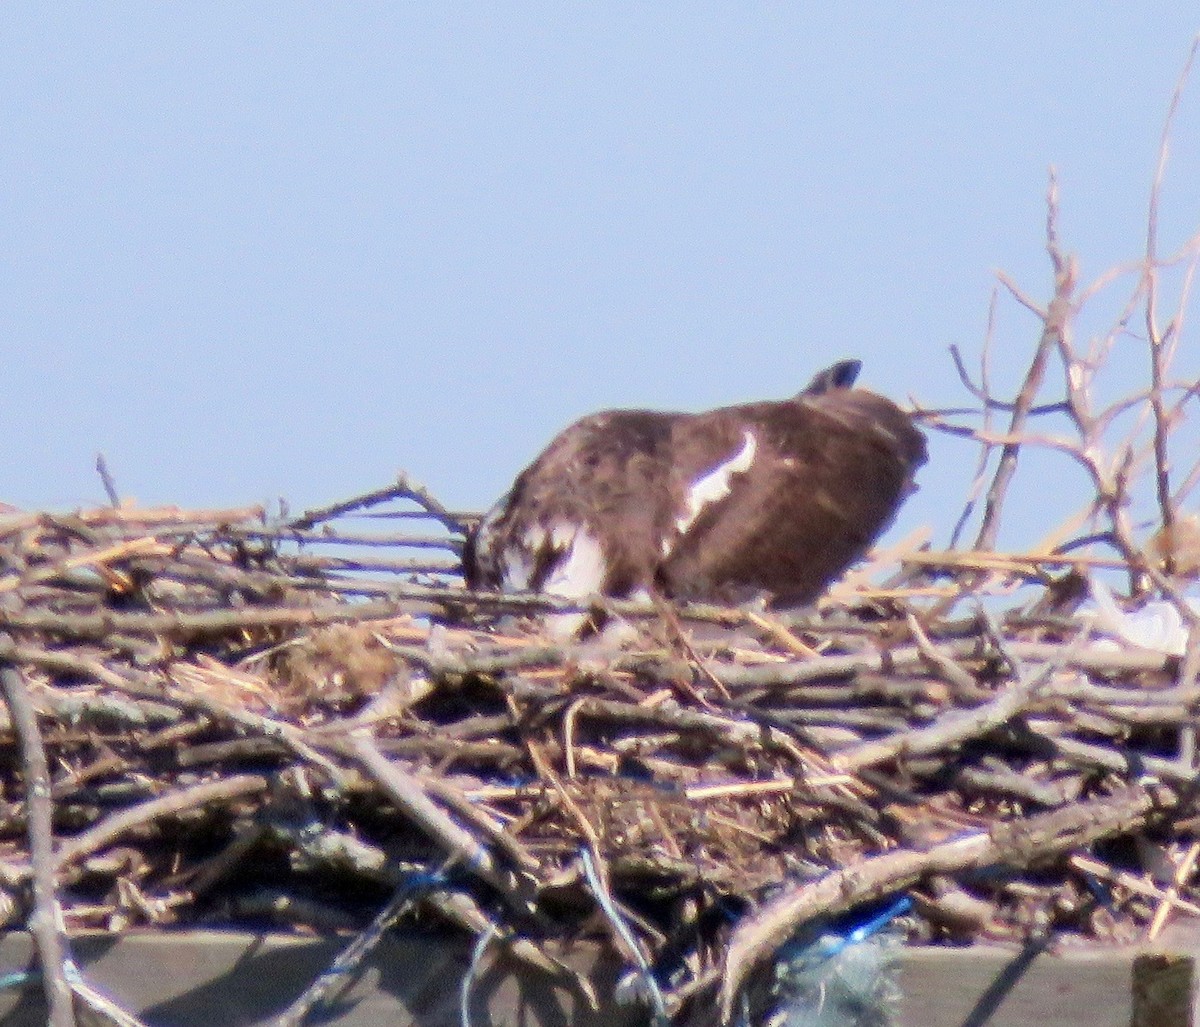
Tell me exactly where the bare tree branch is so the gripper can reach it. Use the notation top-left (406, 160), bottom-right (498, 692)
top-left (973, 172), bottom-right (1078, 552)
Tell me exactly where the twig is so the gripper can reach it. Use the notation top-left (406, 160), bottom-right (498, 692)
top-left (581, 847), bottom-right (669, 1025)
top-left (269, 868), bottom-right (448, 1027)
top-left (1069, 852), bottom-right (1200, 918)
top-left (1144, 37), bottom-right (1200, 562)
top-left (833, 632), bottom-right (1077, 773)
top-left (288, 473), bottom-right (469, 536)
top-left (1147, 840), bottom-right (1200, 940)
top-left (904, 611), bottom-right (986, 699)
top-left (94, 454), bottom-right (121, 509)
top-left (66, 977), bottom-right (152, 1027)
top-left (53, 774), bottom-right (270, 873)
top-left (0, 653), bottom-right (76, 1027)
top-left (225, 526), bottom-right (463, 551)
top-left (286, 480), bottom-right (430, 530)
top-left (460, 923), bottom-right (499, 1027)
top-left (345, 733), bottom-right (538, 918)
top-left (947, 338), bottom-right (1066, 416)
top-left (392, 471), bottom-right (472, 536)
top-left (974, 175), bottom-right (1077, 551)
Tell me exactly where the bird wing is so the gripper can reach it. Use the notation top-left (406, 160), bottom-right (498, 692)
top-left (659, 392), bottom-right (925, 605)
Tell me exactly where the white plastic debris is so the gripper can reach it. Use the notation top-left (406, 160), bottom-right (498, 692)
top-left (763, 931), bottom-right (901, 1027)
top-left (1082, 577), bottom-right (1200, 657)
top-left (751, 898), bottom-right (909, 1027)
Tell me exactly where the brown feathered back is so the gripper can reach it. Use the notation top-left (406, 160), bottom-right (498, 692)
top-left (464, 360), bottom-right (925, 608)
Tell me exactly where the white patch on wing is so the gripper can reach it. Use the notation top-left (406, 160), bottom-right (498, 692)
top-left (496, 521), bottom-right (547, 592)
top-left (536, 523), bottom-right (609, 639)
top-left (550, 522), bottom-right (578, 551)
top-left (496, 520), bottom-right (608, 604)
top-left (869, 423), bottom-right (901, 447)
top-left (673, 430), bottom-right (758, 537)
top-left (541, 522), bottom-right (607, 598)
top-left (500, 547), bottom-right (535, 591)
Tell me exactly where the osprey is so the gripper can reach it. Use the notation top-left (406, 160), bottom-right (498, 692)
top-left (464, 360), bottom-right (925, 614)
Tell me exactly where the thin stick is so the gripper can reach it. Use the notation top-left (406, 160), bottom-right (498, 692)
top-left (288, 474), bottom-right (468, 536)
top-left (580, 847), bottom-right (668, 1025)
top-left (973, 172), bottom-right (1077, 551)
top-left (1069, 853), bottom-right (1200, 917)
top-left (1144, 37), bottom-right (1200, 561)
top-left (269, 868), bottom-right (447, 1027)
top-left (1147, 839), bottom-right (1200, 940)
top-left (833, 632), bottom-right (1080, 772)
top-left (346, 733), bottom-right (537, 918)
top-left (949, 292), bottom-right (999, 549)
top-left (53, 774), bottom-right (270, 873)
top-left (392, 471), bottom-right (471, 536)
top-left (286, 479), bottom-right (426, 530)
top-left (0, 654), bottom-right (76, 1027)
top-left (94, 454), bottom-right (121, 509)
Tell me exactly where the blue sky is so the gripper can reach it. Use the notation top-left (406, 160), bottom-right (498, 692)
top-left (3, 8), bottom-right (1199, 554)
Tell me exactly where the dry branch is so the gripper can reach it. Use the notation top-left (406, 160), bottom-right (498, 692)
top-left (0, 654), bottom-right (75, 1027)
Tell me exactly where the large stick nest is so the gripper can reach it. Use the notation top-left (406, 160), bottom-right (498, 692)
top-left (6, 60), bottom-right (1200, 1026)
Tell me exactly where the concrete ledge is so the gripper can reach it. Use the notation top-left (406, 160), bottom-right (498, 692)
top-left (899, 924), bottom-right (1200, 1027)
top-left (1, 925), bottom-right (1199, 1026)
